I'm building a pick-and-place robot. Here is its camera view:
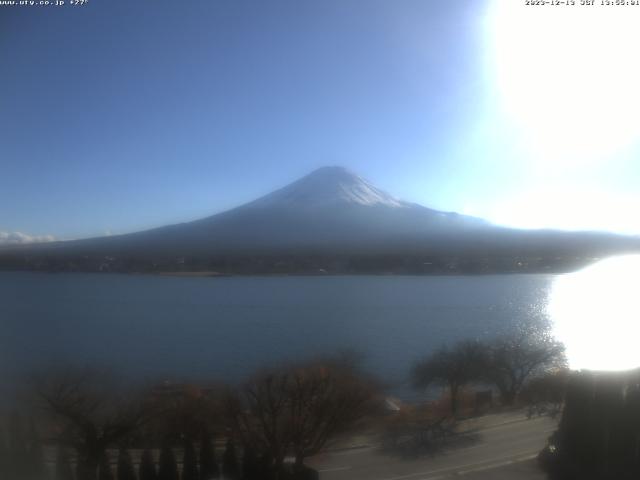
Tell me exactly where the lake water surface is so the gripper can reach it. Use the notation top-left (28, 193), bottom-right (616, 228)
top-left (0, 272), bottom-right (554, 399)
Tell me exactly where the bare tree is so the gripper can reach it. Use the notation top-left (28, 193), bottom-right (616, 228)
top-left (520, 368), bottom-right (570, 406)
top-left (227, 370), bottom-right (294, 476)
top-left (484, 325), bottom-right (566, 405)
top-left (412, 341), bottom-right (486, 416)
top-left (228, 356), bottom-right (377, 477)
top-left (287, 361), bottom-right (375, 467)
top-left (144, 382), bottom-right (225, 444)
top-left (36, 368), bottom-right (154, 480)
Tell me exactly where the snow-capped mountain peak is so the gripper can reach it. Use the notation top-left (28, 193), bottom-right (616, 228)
top-left (247, 166), bottom-right (407, 209)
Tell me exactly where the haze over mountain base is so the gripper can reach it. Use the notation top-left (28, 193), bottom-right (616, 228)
top-left (2, 167), bottom-right (639, 274)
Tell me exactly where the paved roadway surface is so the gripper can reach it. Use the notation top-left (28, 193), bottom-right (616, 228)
top-left (309, 413), bottom-right (556, 480)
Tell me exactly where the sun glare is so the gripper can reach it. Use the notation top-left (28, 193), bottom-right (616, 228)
top-left (548, 255), bottom-right (640, 372)
top-left (487, 187), bottom-right (640, 235)
top-left (487, 1), bottom-right (640, 165)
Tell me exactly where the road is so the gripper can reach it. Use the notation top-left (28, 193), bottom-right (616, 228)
top-left (309, 414), bottom-right (557, 480)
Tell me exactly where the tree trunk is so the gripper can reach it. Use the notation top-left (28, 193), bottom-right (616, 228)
top-left (76, 452), bottom-right (100, 480)
top-left (500, 389), bottom-right (517, 406)
top-left (450, 384), bottom-right (459, 416)
top-left (273, 455), bottom-right (286, 480)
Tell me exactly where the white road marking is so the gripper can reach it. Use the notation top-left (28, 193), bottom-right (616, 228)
top-left (377, 450), bottom-right (541, 480)
top-left (330, 447), bottom-right (374, 456)
top-left (456, 453), bottom-right (537, 476)
top-left (318, 466), bottom-right (353, 473)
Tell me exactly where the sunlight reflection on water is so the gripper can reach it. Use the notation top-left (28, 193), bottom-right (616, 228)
top-left (548, 255), bottom-right (640, 371)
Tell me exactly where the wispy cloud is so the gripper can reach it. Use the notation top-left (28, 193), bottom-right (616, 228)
top-left (0, 231), bottom-right (56, 245)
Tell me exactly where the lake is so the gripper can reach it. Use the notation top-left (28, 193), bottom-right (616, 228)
top-left (0, 272), bottom-right (554, 400)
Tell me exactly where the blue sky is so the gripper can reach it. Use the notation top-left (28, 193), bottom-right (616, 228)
top-left (2, 0), bottom-right (640, 241)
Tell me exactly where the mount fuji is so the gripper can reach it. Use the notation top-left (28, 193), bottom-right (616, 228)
top-left (36, 166), bottom-right (491, 254)
top-left (3, 166), bottom-right (639, 273)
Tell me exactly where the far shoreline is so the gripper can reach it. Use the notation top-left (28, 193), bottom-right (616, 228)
top-left (0, 268), bottom-right (569, 278)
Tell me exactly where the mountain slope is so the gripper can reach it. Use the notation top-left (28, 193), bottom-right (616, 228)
top-left (29, 166), bottom-right (493, 255)
top-left (3, 166), bottom-right (640, 272)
